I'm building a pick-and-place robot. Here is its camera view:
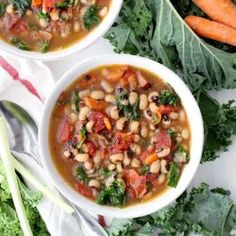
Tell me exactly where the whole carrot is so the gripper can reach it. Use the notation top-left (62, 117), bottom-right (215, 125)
top-left (193, 0), bottom-right (236, 30)
top-left (185, 15), bottom-right (236, 47)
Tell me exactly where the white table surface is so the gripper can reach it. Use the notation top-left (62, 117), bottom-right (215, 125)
top-left (46, 38), bottom-right (236, 202)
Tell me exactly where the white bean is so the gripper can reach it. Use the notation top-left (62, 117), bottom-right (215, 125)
top-left (79, 89), bottom-right (91, 98)
top-left (110, 106), bottom-right (119, 120)
top-left (129, 92), bottom-right (138, 105)
top-left (139, 94), bottom-right (148, 110)
top-left (179, 110), bottom-right (186, 122)
top-left (81, 0), bottom-right (95, 6)
top-left (131, 158), bottom-right (141, 168)
top-left (89, 179), bottom-right (100, 189)
top-left (86, 120), bottom-right (94, 133)
top-left (161, 160), bottom-right (168, 174)
top-left (108, 163), bottom-right (116, 171)
top-left (79, 106), bottom-right (89, 121)
top-left (158, 174), bottom-right (166, 184)
top-left (101, 80), bottom-right (114, 93)
top-left (69, 112), bottom-right (78, 123)
top-left (141, 125), bottom-right (148, 138)
top-left (182, 128), bottom-right (190, 139)
top-left (150, 160), bottom-right (160, 173)
top-left (116, 117), bottom-right (128, 130)
top-left (63, 150), bottom-right (71, 158)
top-left (74, 21), bottom-right (80, 32)
top-left (149, 102), bottom-right (158, 113)
top-left (130, 121), bottom-right (140, 133)
top-left (75, 153), bottom-right (89, 162)
top-left (123, 152), bottom-right (131, 166)
top-left (110, 153), bottom-right (124, 163)
top-left (169, 112), bottom-right (179, 120)
top-left (94, 151), bottom-right (102, 164)
top-left (157, 147), bottom-right (170, 158)
top-left (6, 4), bottom-right (14, 14)
top-left (99, 7), bottom-right (108, 17)
top-left (130, 144), bottom-right (141, 155)
top-left (148, 92), bottom-right (159, 102)
top-left (39, 18), bottom-right (48, 28)
top-left (91, 90), bottom-right (105, 100)
top-left (134, 134), bottom-right (140, 143)
top-left (116, 163), bottom-right (123, 173)
top-left (105, 94), bottom-right (116, 104)
top-left (84, 161), bottom-right (93, 170)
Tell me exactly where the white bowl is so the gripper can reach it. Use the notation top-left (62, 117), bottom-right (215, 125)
top-left (0, 1), bottom-right (123, 61)
top-left (39, 54), bottom-right (204, 218)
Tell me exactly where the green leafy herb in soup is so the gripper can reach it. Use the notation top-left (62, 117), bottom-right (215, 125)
top-left (49, 65), bottom-right (191, 207)
top-left (0, 0), bottom-right (110, 53)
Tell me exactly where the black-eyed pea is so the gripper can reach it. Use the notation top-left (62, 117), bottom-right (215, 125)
top-left (182, 128), bottom-right (190, 139)
top-left (75, 153), bottom-right (89, 162)
top-left (91, 90), bottom-right (105, 100)
top-left (160, 160), bottom-right (168, 174)
top-left (162, 115), bottom-right (171, 126)
top-left (105, 94), bottom-right (116, 104)
top-left (108, 163), bottom-right (116, 171)
top-left (129, 92), bottom-right (138, 105)
top-left (86, 120), bottom-right (94, 133)
top-left (116, 117), bottom-right (128, 130)
top-left (169, 112), bottom-right (179, 120)
top-left (84, 161), bottom-right (93, 170)
top-left (79, 89), bottom-right (91, 98)
top-left (101, 80), bottom-right (114, 93)
top-left (69, 112), bottom-right (78, 124)
top-left (130, 121), bottom-right (140, 133)
top-left (71, 148), bottom-right (78, 156)
top-left (157, 147), bottom-right (170, 158)
top-left (144, 109), bottom-right (152, 120)
top-left (141, 125), bottom-right (148, 138)
top-left (116, 163), bottom-right (123, 173)
top-left (148, 92), bottom-right (159, 102)
top-left (131, 158), bottom-right (141, 168)
top-left (110, 106), bottom-right (119, 120)
top-left (79, 106), bottom-right (89, 121)
top-left (157, 174), bottom-right (166, 184)
top-left (110, 153), bottom-right (124, 163)
top-left (150, 160), bottom-right (160, 173)
top-left (89, 179), bottom-right (100, 189)
top-left (139, 94), bottom-right (148, 110)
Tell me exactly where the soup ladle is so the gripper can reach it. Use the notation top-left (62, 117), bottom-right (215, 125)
top-left (0, 101), bottom-right (107, 236)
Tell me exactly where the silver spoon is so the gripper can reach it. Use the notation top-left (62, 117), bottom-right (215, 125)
top-left (0, 100), bottom-right (107, 236)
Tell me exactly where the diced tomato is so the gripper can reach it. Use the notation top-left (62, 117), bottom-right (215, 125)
top-left (10, 19), bottom-right (27, 34)
top-left (159, 105), bottom-right (176, 114)
top-left (85, 141), bottom-right (97, 156)
top-left (75, 182), bottom-right (94, 199)
top-left (156, 130), bottom-right (172, 150)
top-left (32, 0), bottom-right (43, 7)
top-left (87, 112), bottom-right (107, 133)
top-left (76, 75), bottom-right (97, 89)
top-left (119, 70), bottom-right (135, 88)
top-left (146, 173), bottom-right (158, 182)
top-left (57, 119), bottom-right (72, 143)
top-left (139, 146), bottom-right (155, 162)
top-left (136, 71), bottom-right (150, 89)
top-left (123, 169), bottom-right (147, 199)
top-left (98, 215), bottom-right (106, 227)
top-left (111, 133), bottom-right (134, 153)
top-left (43, 0), bottom-right (59, 8)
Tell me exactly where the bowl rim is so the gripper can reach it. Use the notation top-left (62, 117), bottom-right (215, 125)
top-left (0, 1), bottom-right (123, 61)
top-left (39, 54), bottom-right (204, 218)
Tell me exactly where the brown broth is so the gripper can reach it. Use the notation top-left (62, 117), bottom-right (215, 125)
top-left (49, 65), bottom-right (191, 207)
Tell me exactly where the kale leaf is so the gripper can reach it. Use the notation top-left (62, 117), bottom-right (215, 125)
top-left (106, 183), bottom-right (236, 236)
top-left (159, 90), bottom-right (180, 106)
top-left (167, 162), bottom-right (181, 187)
top-left (76, 166), bottom-right (89, 184)
top-left (83, 5), bottom-right (100, 30)
top-left (10, 37), bottom-right (31, 51)
top-left (10, 0), bottom-right (30, 14)
top-left (0, 2), bottom-right (6, 16)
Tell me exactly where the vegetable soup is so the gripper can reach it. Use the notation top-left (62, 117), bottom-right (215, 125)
top-left (49, 65), bottom-right (191, 207)
top-left (0, 0), bottom-right (111, 53)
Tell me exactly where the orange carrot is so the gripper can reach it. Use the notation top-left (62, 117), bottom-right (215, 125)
top-left (193, 0), bottom-right (236, 30)
top-left (144, 153), bottom-right (158, 165)
top-left (185, 15), bottom-right (236, 47)
top-left (32, 0), bottom-right (43, 7)
top-left (84, 97), bottom-right (108, 110)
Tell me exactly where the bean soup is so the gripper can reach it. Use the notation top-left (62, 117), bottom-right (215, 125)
top-left (49, 65), bottom-right (191, 207)
top-left (0, 0), bottom-right (111, 52)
